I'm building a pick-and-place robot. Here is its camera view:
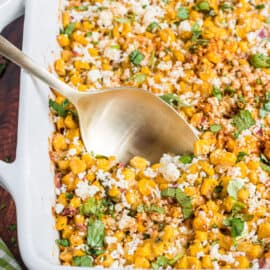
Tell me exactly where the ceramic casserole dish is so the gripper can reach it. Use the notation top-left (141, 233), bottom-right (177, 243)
top-left (0, 0), bottom-right (81, 269)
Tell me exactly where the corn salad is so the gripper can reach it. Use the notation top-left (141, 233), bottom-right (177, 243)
top-left (51, 0), bottom-right (270, 268)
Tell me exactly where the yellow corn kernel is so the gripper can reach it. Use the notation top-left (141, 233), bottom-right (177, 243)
top-left (61, 50), bottom-right (73, 62)
top-left (59, 250), bottom-right (73, 263)
top-left (176, 256), bottom-right (188, 269)
top-left (258, 223), bottom-right (270, 239)
top-left (237, 188), bottom-right (249, 202)
top-left (134, 257), bottom-right (150, 268)
top-left (223, 196), bottom-right (234, 212)
top-left (247, 160), bottom-right (260, 170)
top-left (201, 255), bottom-right (213, 268)
top-left (206, 51), bottom-right (221, 64)
top-left (56, 117), bottom-right (65, 131)
top-left (62, 11), bottom-right (70, 27)
top-left (235, 256), bottom-right (250, 268)
top-left (193, 216), bottom-right (207, 231)
top-left (199, 161), bottom-right (215, 176)
top-left (57, 34), bottom-right (70, 47)
top-left (69, 157), bottom-right (86, 174)
top-left (135, 240), bottom-right (152, 259)
top-left (88, 47), bottom-right (99, 57)
top-left (53, 133), bottom-right (67, 151)
top-left (62, 225), bottom-right (73, 239)
top-left (163, 225), bottom-right (177, 242)
top-left (82, 21), bottom-right (94, 31)
top-left (64, 114), bottom-right (78, 129)
top-left (200, 178), bottom-right (217, 197)
top-left (56, 216), bottom-right (67, 231)
top-left (210, 149), bottom-right (236, 166)
top-left (69, 197), bottom-right (81, 209)
top-left (78, 84), bottom-right (89, 92)
top-left (152, 241), bottom-right (165, 257)
top-left (57, 160), bottom-right (70, 170)
top-left (195, 231), bottom-right (208, 242)
top-left (72, 32), bottom-right (87, 46)
top-left (189, 242), bottom-right (204, 257)
top-left (108, 186), bottom-right (120, 197)
top-left (114, 231), bottom-right (125, 241)
top-left (122, 168), bottom-right (135, 181)
top-left (57, 193), bottom-right (67, 206)
top-left (126, 190), bottom-right (141, 206)
top-left (73, 250), bottom-right (86, 257)
top-left (101, 254), bottom-right (114, 267)
top-left (122, 23), bottom-right (132, 35)
top-left (96, 158), bottom-right (111, 171)
top-left (70, 233), bottom-right (84, 247)
top-left (74, 60), bottom-right (90, 70)
top-left (173, 50), bottom-right (185, 62)
top-left (81, 153), bottom-right (94, 169)
top-left (62, 172), bottom-right (75, 190)
top-left (130, 156), bottom-right (148, 170)
top-left (238, 243), bottom-right (263, 259)
top-left (74, 214), bottom-right (84, 225)
top-left (190, 113), bottom-right (203, 127)
top-left (55, 59), bottom-right (66, 76)
top-left (138, 178), bottom-right (157, 196)
top-left (70, 74), bottom-right (81, 86)
top-left (194, 139), bottom-right (212, 155)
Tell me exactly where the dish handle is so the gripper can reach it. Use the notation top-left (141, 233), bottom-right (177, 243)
top-left (0, 0), bottom-right (24, 196)
top-left (0, 0), bottom-right (25, 32)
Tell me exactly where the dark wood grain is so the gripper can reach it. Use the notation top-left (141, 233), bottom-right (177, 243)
top-left (0, 16), bottom-right (27, 269)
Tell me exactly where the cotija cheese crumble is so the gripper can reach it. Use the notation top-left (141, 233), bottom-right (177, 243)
top-left (51, 0), bottom-right (270, 268)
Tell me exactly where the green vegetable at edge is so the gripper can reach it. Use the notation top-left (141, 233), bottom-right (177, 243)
top-left (249, 53), bottom-right (270, 68)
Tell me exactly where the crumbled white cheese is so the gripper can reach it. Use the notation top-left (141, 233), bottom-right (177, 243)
top-left (87, 69), bottom-right (102, 83)
top-left (104, 47), bottom-right (122, 63)
top-left (55, 203), bottom-right (64, 214)
top-left (178, 20), bottom-right (191, 32)
top-left (119, 210), bottom-right (136, 230)
top-left (157, 61), bottom-right (172, 71)
top-left (75, 181), bottom-right (99, 199)
top-left (67, 148), bottom-right (77, 156)
top-left (210, 244), bottom-right (235, 264)
top-left (97, 10), bottom-right (113, 28)
top-left (127, 236), bottom-right (142, 255)
top-left (105, 236), bottom-right (117, 244)
top-left (160, 163), bottom-right (180, 182)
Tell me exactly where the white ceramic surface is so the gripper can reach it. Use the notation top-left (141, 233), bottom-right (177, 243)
top-left (0, 0), bottom-right (99, 269)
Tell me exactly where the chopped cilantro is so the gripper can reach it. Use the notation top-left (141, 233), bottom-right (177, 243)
top-left (179, 154), bottom-right (194, 164)
top-left (133, 73), bottom-right (147, 84)
top-left (267, 16), bottom-right (270, 24)
top-left (87, 219), bottom-right (105, 248)
top-left (160, 93), bottom-right (187, 108)
top-left (255, 4), bottom-right (265, 9)
top-left (223, 217), bottom-right (245, 238)
top-left (65, 193), bottom-right (73, 200)
top-left (114, 17), bottom-right (130, 24)
top-left (214, 185), bottom-right (223, 193)
top-left (249, 53), bottom-right (270, 68)
top-left (177, 7), bottom-right (189, 20)
top-left (161, 188), bottom-right (176, 198)
top-left (232, 110), bottom-right (255, 136)
top-left (236, 152), bottom-right (247, 162)
top-left (86, 32), bottom-right (92, 37)
top-left (73, 256), bottom-right (93, 267)
top-left (62, 22), bottom-right (76, 37)
top-left (56, 239), bottom-right (70, 247)
top-left (129, 50), bottom-right (145, 65)
top-left (49, 99), bottom-right (74, 117)
top-left (152, 253), bottom-right (183, 270)
top-left (191, 22), bottom-right (202, 41)
top-left (210, 124), bottom-right (221, 133)
top-left (74, 5), bottom-right (89, 11)
top-left (260, 153), bottom-right (270, 172)
top-left (147, 22), bottom-right (160, 32)
top-left (227, 179), bottom-right (244, 199)
top-left (137, 204), bottom-right (165, 214)
top-left (212, 86), bottom-right (223, 101)
top-left (195, 1), bottom-right (211, 12)
top-left (175, 189), bottom-right (193, 219)
top-left (220, 3), bottom-right (234, 11)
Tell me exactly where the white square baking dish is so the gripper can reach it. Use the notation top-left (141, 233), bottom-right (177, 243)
top-left (0, 0), bottom-right (91, 269)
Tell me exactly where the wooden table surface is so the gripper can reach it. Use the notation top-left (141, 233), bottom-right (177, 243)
top-left (0, 16), bottom-right (27, 269)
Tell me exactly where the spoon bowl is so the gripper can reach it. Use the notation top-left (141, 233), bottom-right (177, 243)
top-left (0, 35), bottom-right (197, 163)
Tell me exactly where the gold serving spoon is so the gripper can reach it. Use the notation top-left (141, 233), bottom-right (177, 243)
top-left (0, 35), bottom-right (197, 163)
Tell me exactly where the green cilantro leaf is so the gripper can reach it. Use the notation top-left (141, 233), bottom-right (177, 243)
top-left (177, 7), bottom-right (189, 20)
top-left (179, 154), bottom-right (194, 164)
top-left (255, 4), bottom-right (265, 9)
top-left (133, 73), bottom-right (147, 84)
top-left (129, 50), bottom-right (145, 65)
top-left (175, 188), bottom-right (193, 219)
top-left (152, 253), bottom-right (183, 270)
top-left (56, 239), bottom-right (70, 247)
top-left (210, 124), bottom-right (221, 133)
top-left (231, 218), bottom-right (244, 237)
top-left (191, 22), bottom-right (202, 41)
top-left (220, 3), bottom-right (234, 11)
top-left (73, 256), bottom-right (93, 267)
top-left (87, 219), bottom-right (105, 248)
top-left (212, 86), bottom-right (223, 101)
top-left (161, 188), bottom-right (176, 198)
top-left (160, 93), bottom-right (187, 108)
top-left (232, 110), bottom-right (255, 135)
top-left (236, 152), bottom-right (247, 162)
top-left (114, 17), bottom-right (131, 24)
top-left (249, 53), bottom-right (270, 68)
top-left (227, 179), bottom-right (244, 199)
top-left (49, 99), bottom-right (70, 117)
top-left (147, 22), bottom-right (160, 32)
top-left (62, 23), bottom-right (76, 37)
top-left (137, 204), bottom-right (165, 214)
top-left (195, 1), bottom-right (211, 12)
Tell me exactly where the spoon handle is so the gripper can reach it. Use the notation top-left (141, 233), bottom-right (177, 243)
top-left (0, 35), bottom-right (75, 99)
